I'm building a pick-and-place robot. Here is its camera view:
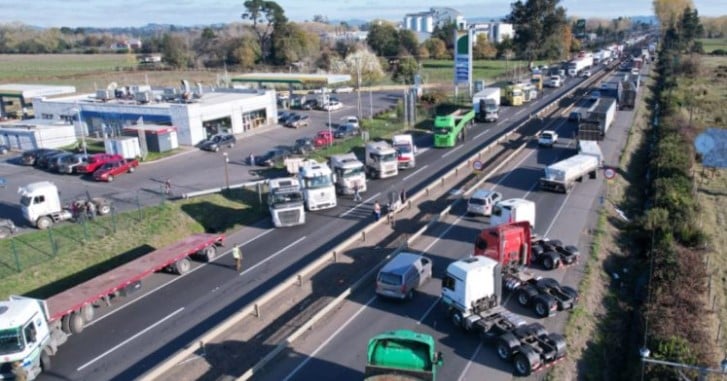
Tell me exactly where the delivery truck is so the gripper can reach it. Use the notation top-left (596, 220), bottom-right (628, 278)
top-left (268, 177), bottom-right (306, 227)
top-left (473, 88), bottom-right (501, 123)
top-left (540, 154), bottom-right (600, 193)
top-left (578, 98), bottom-right (616, 140)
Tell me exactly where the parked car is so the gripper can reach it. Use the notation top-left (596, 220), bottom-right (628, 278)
top-left (58, 153), bottom-right (90, 174)
top-left (285, 114), bottom-right (309, 128)
top-left (199, 133), bottom-right (236, 152)
top-left (321, 100), bottom-right (343, 111)
top-left (20, 148), bottom-right (55, 166)
top-left (92, 158), bottom-right (139, 182)
top-left (277, 111), bottom-right (291, 124)
top-left (254, 146), bottom-right (293, 167)
top-left (35, 150), bottom-right (68, 169)
top-left (47, 152), bottom-right (76, 172)
top-left (466, 189), bottom-right (503, 216)
top-left (301, 99), bottom-right (318, 110)
top-left (76, 153), bottom-right (124, 174)
top-left (341, 115), bottom-right (359, 128)
top-left (293, 137), bottom-right (316, 154)
top-left (334, 86), bottom-right (354, 94)
top-left (312, 130), bottom-right (334, 148)
top-left (376, 252), bottom-right (432, 300)
top-left (334, 123), bottom-right (360, 139)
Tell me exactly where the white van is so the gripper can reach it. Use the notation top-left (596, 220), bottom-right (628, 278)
top-left (466, 189), bottom-right (503, 216)
top-left (376, 252), bottom-right (432, 300)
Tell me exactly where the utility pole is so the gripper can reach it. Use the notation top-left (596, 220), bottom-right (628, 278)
top-left (356, 57), bottom-right (362, 121)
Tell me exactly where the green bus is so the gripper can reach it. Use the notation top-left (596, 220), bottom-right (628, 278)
top-left (433, 106), bottom-right (476, 148)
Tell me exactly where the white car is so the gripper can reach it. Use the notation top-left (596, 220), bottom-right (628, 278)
top-left (581, 70), bottom-right (592, 78)
top-left (342, 115), bottom-right (359, 128)
top-left (538, 130), bottom-right (558, 147)
top-left (334, 86), bottom-right (354, 93)
top-left (546, 76), bottom-right (562, 88)
top-left (322, 101), bottom-right (343, 111)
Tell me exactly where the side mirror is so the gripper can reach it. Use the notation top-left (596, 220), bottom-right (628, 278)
top-left (435, 352), bottom-right (443, 366)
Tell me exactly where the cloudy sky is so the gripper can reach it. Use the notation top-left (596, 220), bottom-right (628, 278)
top-left (0, 0), bottom-right (723, 28)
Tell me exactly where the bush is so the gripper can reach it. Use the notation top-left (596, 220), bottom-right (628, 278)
top-left (711, 49), bottom-right (727, 56)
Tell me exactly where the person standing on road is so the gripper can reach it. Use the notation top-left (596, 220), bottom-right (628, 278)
top-left (400, 188), bottom-right (407, 204)
top-left (11, 361), bottom-right (27, 381)
top-left (231, 244), bottom-right (243, 272)
top-left (373, 201), bottom-right (381, 221)
top-left (353, 183), bottom-right (362, 202)
top-left (249, 153), bottom-right (255, 166)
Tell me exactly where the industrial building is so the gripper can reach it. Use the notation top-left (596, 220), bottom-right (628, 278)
top-left (402, 7), bottom-right (466, 40)
top-left (470, 22), bottom-right (515, 44)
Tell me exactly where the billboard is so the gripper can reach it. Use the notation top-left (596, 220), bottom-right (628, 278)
top-left (575, 19), bottom-right (586, 39)
top-left (453, 28), bottom-right (472, 86)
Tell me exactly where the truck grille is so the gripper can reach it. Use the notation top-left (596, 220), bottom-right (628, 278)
top-left (279, 210), bottom-right (301, 225)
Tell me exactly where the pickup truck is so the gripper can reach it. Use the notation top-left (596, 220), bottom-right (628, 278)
top-left (538, 131), bottom-right (558, 147)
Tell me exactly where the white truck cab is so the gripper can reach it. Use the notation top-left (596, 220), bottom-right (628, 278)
top-left (19, 181), bottom-right (68, 228)
top-left (267, 177), bottom-right (305, 227)
top-left (392, 134), bottom-right (417, 169)
top-left (329, 153), bottom-right (367, 195)
top-left (441, 256), bottom-right (501, 319)
top-left (297, 160), bottom-right (337, 211)
top-left (490, 198), bottom-right (536, 229)
top-left (365, 141), bottom-right (398, 179)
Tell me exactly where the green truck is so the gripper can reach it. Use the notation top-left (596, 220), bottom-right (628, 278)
top-left (364, 330), bottom-right (443, 381)
top-left (433, 105), bottom-right (476, 148)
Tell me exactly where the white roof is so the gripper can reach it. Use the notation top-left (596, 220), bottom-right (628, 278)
top-left (497, 198), bottom-right (532, 207)
top-left (0, 299), bottom-right (38, 330)
top-left (0, 84), bottom-right (76, 99)
top-left (447, 256), bottom-right (498, 280)
top-left (19, 181), bottom-right (56, 196)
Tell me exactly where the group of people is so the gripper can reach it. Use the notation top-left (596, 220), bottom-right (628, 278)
top-left (370, 188), bottom-right (407, 222)
top-left (71, 200), bottom-right (97, 221)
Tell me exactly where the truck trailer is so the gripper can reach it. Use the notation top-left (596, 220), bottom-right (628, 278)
top-left (441, 256), bottom-right (568, 376)
top-left (473, 88), bottom-right (501, 123)
top-left (0, 233), bottom-right (224, 380)
top-left (364, 330), bottom-right (443, 380)
top-left (617, 80), bottom-right (637, 110)
top-left (578, 98), bottom-right (616, 140)
top-left (540, 154), bottom-right (600, 193)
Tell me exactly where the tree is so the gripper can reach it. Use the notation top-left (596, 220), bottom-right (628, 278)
top-left (653, 0), bottom-right (694, 29)
top-left (431, 21), bottom-right (456, 51)
top-left (366, 21), bottom-right (399, 57)
top-left (231, 36), bottom-right (260, 69)
top-left (398, 29), bottom-right (419, 57)
top-left (161, 33), bottom-right (190, 68)
top-left (241, 0), bottom-right (287, 63)
top-left (313, 14), bottom-right (328, 24)
top-left (329, 49), bottom-right (384, 85)
top-left (392, 56), bottom-right (418, 84)
top-left (678, 7), bottom-right (704, 53)
top-left (423, 38), bottom-right (448, 59)
top-left (473, 34), bottom-right (497, 59)
top-left (270, 22), bottom-right (319, 66)
top-left (505, 0), bottom-right (568, 60)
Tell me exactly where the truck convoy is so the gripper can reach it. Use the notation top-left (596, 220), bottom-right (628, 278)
top-left (364, 330), bottom-right (443, 380)
top-left (0, 233), bottom-right (224, 380)
top-left (19, 181), bottom-right (111, 229)
top-left (433, 106), bottom-right (475, 148)
top-left (441, 256), bottom-right (568, 376)
top-left (329, 153), bottom-right (367, 195)
top-left (267, 177), bottom-right (306, 227)
top-left (392, 134), bottom-right (417, 169)
top-left (473, 88), bottom-right (501, 123)
top-left (297, 159), bottom-right (337, 211)
top-left (567, 53), bottom-right (593, 77)
top-left (578, 98), bottom-right (616, 140)
top-left (540, 152), bottom-right (600, 193)
top-left (365, 141), bottom-right (399, 179)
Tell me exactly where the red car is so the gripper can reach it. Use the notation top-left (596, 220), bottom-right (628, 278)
top-left (313, 130), bottom-right (334, 148)
top-left (77, 153), bottom-right (123, 174)
top-left (92, 159), bottom-right (139, 182)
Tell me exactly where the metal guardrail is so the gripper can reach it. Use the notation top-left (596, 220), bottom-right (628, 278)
top-left (141, 67), bottom-right (614, 381)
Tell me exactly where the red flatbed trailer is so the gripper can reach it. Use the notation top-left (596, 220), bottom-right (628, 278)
top-left (46, 233), bottom-right (224, 323)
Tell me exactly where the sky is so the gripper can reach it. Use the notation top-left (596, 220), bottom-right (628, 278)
top-left (0, 0), bottom-right (723, 28)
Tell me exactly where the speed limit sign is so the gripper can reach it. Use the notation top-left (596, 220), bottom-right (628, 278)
top-left (604, 167), bottom-right (616, 180)
top-left (473, 160), bottom-right (484, 171)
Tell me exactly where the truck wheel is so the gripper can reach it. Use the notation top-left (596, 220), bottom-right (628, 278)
top-left (70, 312), bottom-right (85, 334)
top-left (81, 303), bottom-right (95, 323)
top-left (548, 333), bottom-right (568, 358)
top-left (526, 322), bottom-right (548, 339)
top-left (542, 252), bottom-right (559, 270)
top-left (174, 258), bottom-right (191, 274)
top-left (539, 278), bottom-right (560, 290)
top-left (128, 166), bottom-right (135, 173)
top-left (200, 245), bottom-right (217, 262)
top-left (549, 239), bottom-right (563, 248)
top-left (513, 345), bottom-right (540, 376)
top-left (41, 347), bottom-right (52, 371)
top-left (517, 286), bottom-right (537, 306)
top-left (36, 216), bottom-right (53, 230)
top-left (97, 204), bottom-right (111, 215)
top-left (533, 295), bottom-right (556, 318)
top-left (562, 286), bottom-right (579, 302)
top-left (450, 310), bottom-right (464, 330)
top-left (61, 315), bottom-right (72, 334)
top-left (496, 333), bottom-right (519, 360)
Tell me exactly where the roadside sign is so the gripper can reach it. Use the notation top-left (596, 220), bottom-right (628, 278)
top-left (604, 167), bottom-right (616, 180)
top-left (473, 160), bottom-right (484, 172)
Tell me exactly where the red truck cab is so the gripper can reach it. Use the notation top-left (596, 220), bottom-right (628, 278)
top-left (77, 153), bottom-right (123, 174)
top-left (474, 221), bottom-right (532, 269)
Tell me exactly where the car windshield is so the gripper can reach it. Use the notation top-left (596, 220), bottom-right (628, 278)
top-left (270, 191), bottom-right (303, 207)
top-left (542, 132), bottom-right (554, 139)
top-left (20, 196), bottom-right (32, 207)
top-left (0, 327), bottom-right (24, 356)
top-left (304, 174), bottom-right (332, 189)
top-left (342, 166), bottom-right (364, 178)
top-left (395, 144), bottom-right (412, 154)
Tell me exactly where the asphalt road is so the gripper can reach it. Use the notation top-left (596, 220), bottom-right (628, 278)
top-left (28, 66), bottom-right (609, 381)
top-left (250, 66), bottom-right (639, 381)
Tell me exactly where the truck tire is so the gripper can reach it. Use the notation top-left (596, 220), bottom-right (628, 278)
top-left (513, 345), bottom-right (540, 377)
top-left (174, 257), bottom-right (191, 274)
top-left (81, 303), bottom-right (95, 323)
top-left (61, 315), bottom-right (72, 334)
top-left (70, 312), bottom-right (84, 334)
top-left (517, 286), bottom-right (537, 307)
top-left (128, 166), bottom-right (135, 173)
top-left (533, 294), bottom-right (555, 318)
top-left (521, 322), bottom-right (548, 339)
top-left (496, 333), bottom-right (520, 360)
top-left (542, 252), bottom-right (560, 270)
top-left (36, 216), bottom-right (53, 230)
top-left (97, 204), bottom-right (111, 215)
top-left (450, 310), bottom-right (464, 330)
top-left (41, 347), bottom-right (52, 371)
top-left (548, 239), bottom-right (563, 248)
top-left (562, 286), bottom-right (579, 302)
top-left (548, 333), bottom-right (568, 358)
top-left (200, 245), bottom-right (217, 262)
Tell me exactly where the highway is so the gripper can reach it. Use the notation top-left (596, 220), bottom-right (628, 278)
top-left (30, 69), bottom-right (604, 380)
top-left (249, 66), bottom-right (638, 381)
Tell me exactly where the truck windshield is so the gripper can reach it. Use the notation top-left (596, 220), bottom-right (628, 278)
top-left (20, 196), bottom-right (32, 207)
top-left (377, 153), bottom-right (396, 162)
top-left (394, 144), bottom-right (412, 154)
top-left (270, 192), bottom-right (303, 208)
top-left (434, 127), bottom-right (451, 135)
top-left (0, 328), bottom-right (24, 355)
top-left (342, 167), bottom-right (364, 178)
top-left (304, 175), bottom-right (332, 189)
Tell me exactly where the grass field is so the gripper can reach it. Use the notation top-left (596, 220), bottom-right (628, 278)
top-left (420, 58), bottom-right (544, 83)
top-left (698, 38), bottom-right (727, 53)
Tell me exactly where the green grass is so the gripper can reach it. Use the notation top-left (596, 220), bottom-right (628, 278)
top-left (0, 54), bottom-right (136, 82)
top-left (420, 59), bottom-right (548, 83)
top-left (697, 38), bottom-right (727, 53)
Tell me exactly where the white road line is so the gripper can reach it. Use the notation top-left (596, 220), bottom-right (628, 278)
top-left (441, 145), bottom-right (462, 158)
top-left (473, 129), bottom-right (491, 140)
top-left (86, 229), bottom-right (275, 327)
top-left (241, 235), bottom-right (307, 276)
top-left (417, 296), bottom-right (441, 324)
top-left (403, 165), bottom-right (429, 182)
top-left (521, 179), bottom-right (540, 200)
top-left (544, 190), bottom-right (574, 237)
top-left (458, 342), bottom-right (484, 381)
top-left (500, 117), bottom-right (510, 123)
top-left (77, 307), bottom-right (184, 371)
top-left (338, 192), bottom-right (380, 218)
top-left (416, 147), bottom-right (430, 155)
top-left (283, 295), bottom-right (377, 381)
top-left (514, 109), bottom-right (525, 117)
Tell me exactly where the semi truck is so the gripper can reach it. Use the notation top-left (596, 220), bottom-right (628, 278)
top-left (19, 181), bottom-right (112, 229)
top-left (617, 80), bottom-right (637, 110)
top-left (540, 153), bottom-right (600, 193)
top-left (392, 134), bottom-right (417, 169)
top-left (567, 54), bottom-right (593, 76)
top-left (329, 153), bottom-right (367, 195)
top-left (365, 141), bottom-right (399, 179)
top-left (364, 330), bottom-right (443, 380)
top-left (578, 98), bottom-right (616, 140)
top-left (267, 177), bottom-right (305, 227)
top-left (441, 256), bottom-right (568, 376)
top-left (297, 159), bottom-right (337, 211)
top-left (473, 88), bottom-right (501, 123)
top-left (578, 140), bottom-right (604, 164)
top-left (433, 106), bottom-right (475, 148)
top-left (0, 233), bottom-right (224, 380)
top-left (490, 198), bottom-right (536, 228)
top-left (502, 84), bottom-right (524, 106)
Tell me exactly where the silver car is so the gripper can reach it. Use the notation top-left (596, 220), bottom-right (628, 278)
top-left (376, 252), bottom-right (432, 300)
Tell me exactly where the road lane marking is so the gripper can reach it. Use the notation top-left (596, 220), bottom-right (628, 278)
top-left (458, 342), bottom-right (484, 381)
top-left (77, 307), bottom-right (184, 371)
top-left (338, 192), bottom-right (380, 218)
top-left (417, 296), bottom-right (441, 325)
top-left (522, 179), bottom-right (540, 200)
top-left (473, 129), bottom-right (491, 140)
top-left (514, 109), bottom-right (524, 116)
top-left (544, 190), bottom-right (574, 237)
top-left (416, 147), bottom-right (430, 155)
top-left (241, 236), bottom-right (307, 276)
top-left (283, 295), bottom-right (377, 381)
top-left (441, 145), bottom-right (462, 158)
top-left (403, 165), bottom-right (429, 182)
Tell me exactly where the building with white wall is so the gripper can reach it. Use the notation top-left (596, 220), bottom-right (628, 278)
top-left (402, 7), bottom-right (465, 39)
top-left (471, 22), bottom-right (515, 44)
top-left (0, 119), bottom-right (77, 150)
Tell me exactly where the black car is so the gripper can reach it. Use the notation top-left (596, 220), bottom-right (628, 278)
top-left (278, 111), bottom-right (291, 124)
top-left (333, 124), bottom-right (360, 139)
top-left (199, 133), bottom-right (236, 152)
top-left (301, 99), bottom-right (318, 110)
top-left (21, 148), bottom-right (56, 166)
top-left (293, 137), bottom-right (316, 154)
top-left (254, 146), bottom-right (293, 167)
top-left (47, 152), bottom-right (76, 172)
top-left (35, 150), bottom-right (67, 169)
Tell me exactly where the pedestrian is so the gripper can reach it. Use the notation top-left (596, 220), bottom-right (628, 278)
top-left (353, 183), bottom-right (362, 202)
top-left (86, 200), bottom-right (96, 220)
top-left (11, 361), bottom-right (27, 381)
top-left (231, 244), bottom-right (242, 272)
top-left (373, 201), bottom-right (381, 221)
top-left (164, 178), bottom-right (172, 195)
top-left (249, 153), bottom-right (255, 166)
top-left (400, 188), bottom-right (407, 204)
